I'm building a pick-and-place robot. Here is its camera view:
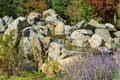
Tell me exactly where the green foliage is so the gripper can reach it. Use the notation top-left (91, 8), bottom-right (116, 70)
top-left (65, 0), bottom-right (94, 25)
top-left (0, 30), bottom-right (24, 75)
top-left (115, 71), bottom-right (120, 80)
top-left (0, 32), bottom-right (14, 74)
top-left (46, 0), bottom-right (69, 19)
top-left (0, 75), bottom-right (8, 80)
top-left (45, 0), bottom-right (52, 7)
top-left (0, 0), bottom-right (24, 18)
top-left (42, 60), bottom-right (61, 77)
top-left (0, 71), bottom-right (58, 80)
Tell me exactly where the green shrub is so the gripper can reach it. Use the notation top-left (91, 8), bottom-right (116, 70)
top-left (0, 30), bottom-right (24, 75)
top-left (42, 60), bottom-right (61, 77)
top-left (0, 0), bottom-right (24, 18)
top-left (46, 0), bottom-right (69, 20)
top-left (115, 71), bottom-right (120, 80)
top-left (65, 0), bottom-right (94, 25)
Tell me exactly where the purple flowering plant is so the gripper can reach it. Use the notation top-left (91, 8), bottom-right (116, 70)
top-left (62, 53), bottom-right (119, 80)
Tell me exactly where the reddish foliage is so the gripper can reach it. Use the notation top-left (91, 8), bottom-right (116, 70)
top-left (86, 0), bottom-right (119, 23)
top-left (23, 0), bottom-right (49, 16)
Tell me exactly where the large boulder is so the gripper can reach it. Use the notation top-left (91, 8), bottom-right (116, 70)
top-left (72, 38), bottom-right (88, 47)
top-left (22, 27), bottom-right (45, 40)
top-left (55, 21), bottom-right (65, 35)
top-left (43, 37), bottom-right (51, 50)
top-left (84, 19), bottom-right (106, 30)
top-left (105, 23), bottom-right (116, 31)
top-left (19, 37), bottom-right (33, 58)
top-left (4, 17), bottom-right (28, 36)
top-left (31, 36), bottom-right (45, 71)
top-left (70, 30), bottom-right (88, 40)
top-left (45, 23), bottom-right (55, 34)
top-left (45, 16), bottom-right (59, 23)
top-left (113, 53), bottom-right (120, 67)
top-left (89, 34), bottom-right (103, 48)
top-left (35, 21), bottom-right (45, 26)
top-left (106, 38), bottom-right (120, 51)
top-left (70, 30), bottom-right (88, 47)
top-left (76, 20), bottom-right (85, 29)
top-left (64, 25), bottom-right (72, 35)
top-left (28, 12), bottom-right (41, 24)
top-left (3, 16), bottom-right (14, 25)
top-left (41, 54), bottom-right (83, 75)
top-left (113, 31), bottom-right (120, 38)
top-left (19, 28), bottom-right (45, 58)
top-left (113, 38), bottom-right (120, 49)
top-left (79, 29), bottom-right (93, 35)
top-left (22, 59), bottom-right (37, 72)
top-left (95, 28), bottom-right (111, 42)
top-left (97, 46), bottom-right (111, 53)
top-left (43, 9), bottom-right (57, 19)
top-left (48, 42), bottom-right (61, 60)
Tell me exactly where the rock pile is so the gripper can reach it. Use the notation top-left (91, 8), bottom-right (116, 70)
top-left (0, 9), bottom-right (120, 73)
